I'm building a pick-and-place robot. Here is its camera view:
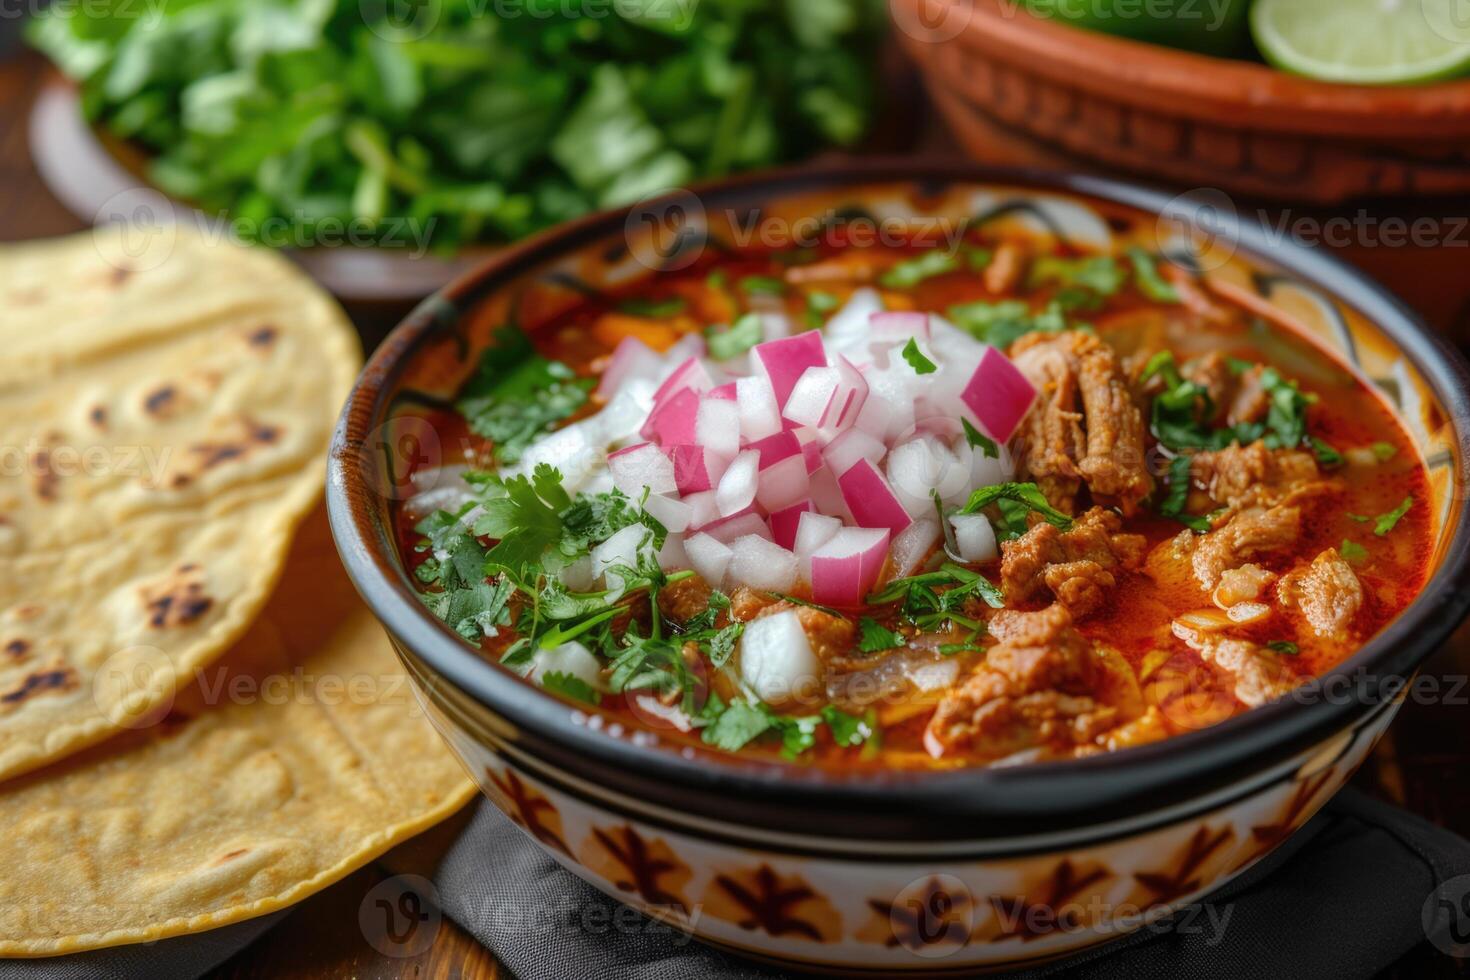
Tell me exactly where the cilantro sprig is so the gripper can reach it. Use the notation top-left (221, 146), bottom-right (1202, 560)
top-left (457, 326), bottom-right (592, 465)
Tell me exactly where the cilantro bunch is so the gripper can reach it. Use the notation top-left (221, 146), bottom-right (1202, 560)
top-left (30, 0), bottom-right (882, 251)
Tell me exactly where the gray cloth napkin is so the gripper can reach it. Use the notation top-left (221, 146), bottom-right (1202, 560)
top-left (4, 789), bottom-right (1468, 979)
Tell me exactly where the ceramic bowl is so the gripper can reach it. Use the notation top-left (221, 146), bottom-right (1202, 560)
top-left (891, 0), bottom-right (1470, 203)
top-left (327, 162), bottom-right (1470, 973)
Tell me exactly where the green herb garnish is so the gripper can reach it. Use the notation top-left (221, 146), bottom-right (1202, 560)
top-left (1126, 247), bottom-right (1181, 303)
top-left (879, 250), bottom-right (959, 289)
top-left (706, 312), bottom-right (764, 361)
top-left (1340, 539), bottom-right (1369, 563)
top-left (959, 482), bottom-right (1073, 537)
top-left (458, 327), bottom-right (592, 465)
top-left (541, 671), bottom-right (601, 706)
top-left (618, 296), bottom-right (687, 317)
top-left (901, 338), bottom-right (937, 375)
top-left (857, 617), bottom-right (906, 654)
top-left (1029, 255), bottom-right (1126, 297)
top-left (962, 418), bottom-right (999, 459)
top-left (739, 275), bottom-right (787, 297)
top-left (1266, 641), bottom-right (1300, 656)
top-left (1371, 496), bottom-right (1414, 536)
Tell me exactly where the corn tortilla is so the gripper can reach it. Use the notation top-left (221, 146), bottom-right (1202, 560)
top-left (0, 224), bottom-right (360, 780)
top-left (0, 509), bottom-right (477, 956)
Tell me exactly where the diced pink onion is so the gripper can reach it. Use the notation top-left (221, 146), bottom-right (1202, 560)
top-left (892, 519), bottom-right (940, 577)
top-left (736, 375), bottom-right (783, 443)
top-left (651, 356), bottom-right (714, 407)
top-left (949, 514), bottom-right (998, 562)
top-left (727, 535), bottom-right (799, 592)
top-left (608, 443), bottom-right (676, 496)
top-left (640, 386), bottom-right (700, 446)
top-left (598, 337), bottom-right (663, 400)
top-left (685, 532), bottom-right (733, 588)
top-left (823, 428), bottom-right (886, 477)
top-left (838, 458), bottom-right (913, 534)
top-left (807, 465), bottom-right (850, 522)
top-left (768, 500), bottom-right (813, 550)
top-left (715, 449), bottom-right (760, 517)
top-left (801, 440), bottom-right (824, 475)
top-left (793, 510), bottom-right (842, 583)
top-left (708, 381), bottom-right (739, 401)
top-left (810, 527), bottom-right (891, 606)
top-left (755, 454), bottom-right (810, 513)
top-left (782, 366), bottom-right (841, 428)
top-left (668, 444), bottom-right (728, 495)
top-left (753, 331), bottom-right (827, 407)
top-left (643, 493), bottom-right (692, 534)
top-left (960, 347), bottom-right (1036, 444)
top-left (702, 511), bottom-right (771, 544)
top-left (696, 397), bottom-right (741, 459)
top-left (682, 489), bottom-right (720, 529)
top-left (747, 430), bottom-right (802, 468)
top-left (829, 355), bottom-right (869, 431)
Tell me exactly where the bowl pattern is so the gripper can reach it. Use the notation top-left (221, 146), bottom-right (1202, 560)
top-left (400, 632), bottom-right (1399, 972)
top-left (329, 167), bottom-right (1470, 972)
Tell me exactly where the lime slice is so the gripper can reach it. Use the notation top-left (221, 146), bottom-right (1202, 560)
top-left (1252, 0), bottom-right (1470, 85)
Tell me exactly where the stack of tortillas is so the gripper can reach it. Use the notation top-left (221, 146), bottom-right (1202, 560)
top-left (0, 225), bottom-right (476, 956)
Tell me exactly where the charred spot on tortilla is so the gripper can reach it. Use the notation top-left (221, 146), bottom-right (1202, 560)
top-left (89, 405), bottom-right (108, 430)
top-left (108, 265), bottom-right (133, 288)
top-left (142, 566), bottom-right (213, 629)
top-left (12, 604), bottom-right (44, 622)
top-left (247, 325), bottom-right (279, 349)
top-left (29, 447), bottom-right (58, 501)
top-left (144, 385), bottom-right (178, 417)
top-left (215, 848), bottom-right (250, 865)
top-left (0, 668), bottom-right (77, 706)
top-left (4, 639), bottom-right (30, 661)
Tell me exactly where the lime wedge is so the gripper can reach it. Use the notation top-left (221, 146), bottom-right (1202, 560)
top-left (1252, 0), bottom-right (1470, 85)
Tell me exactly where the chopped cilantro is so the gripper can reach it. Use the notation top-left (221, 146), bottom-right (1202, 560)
top-left (1159, 454), bottom-right (1193, 519)
top-left (678, 589), bottom-right (731, 633)
top-left (1126, 247), bottom-right (1181, 304)
top-left (1340, 539), bottom-right (1369, 563)
top-left (962, 418), bottom-right (999, 459)
top-left (701, 699), bottom-right (773, 751)
top-left (1371, 441), bottom-right (1399, 462)
top-left (821, 706), bottom-right (874, 748)
top-left (879, 250), bottom-right (959, 289)
top-left (706, 312), bottom-right (764, 361)
top-left (473, 465), bottom-right (573, 577)
top-left (1266, 641), bottom-right (1300, 656)
top-left (901, 338), bottom-right (937, 375)
top-left (457, 326), bottom-right (592, 465)
top-left (962, 245), bottom-right (993, 271)
top-left (947, 298), bottom-right (1066, 349)
top-left (1309, 436), bottom-right (1343, 469)
top-left (739, 275), bottom-right (786, 296)
top-left (867, 562), bottom-right (1003, 631)
top-left (857, 617), bottom-right (906, 653)
top-left (704, 622), bottom-right (744, 668)
top-left (1028, 255), bottom-right (1126, 297)
top-left (804, 290), bottom-right (840, 330)
top-left (541, 671), bottom-right (601, 706)
top-left (959, 482), bottom-right (1073, 536)
top-left (1372, 496), bottom-right (1414, 536)
top-left (618, 296), bottom-right (686, 317)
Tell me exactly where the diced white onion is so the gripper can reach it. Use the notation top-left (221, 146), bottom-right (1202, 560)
top-left (740, 610), bottom-right (822, 705)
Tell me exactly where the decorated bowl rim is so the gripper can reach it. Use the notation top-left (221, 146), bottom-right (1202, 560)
top-left (327, 160), bottom-right (1470, 839)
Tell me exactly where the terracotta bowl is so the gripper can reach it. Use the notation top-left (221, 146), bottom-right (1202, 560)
top-left (891, 0), bottom-right (1470, 202)
top-left (327, 162), bottom-right (1470, 973)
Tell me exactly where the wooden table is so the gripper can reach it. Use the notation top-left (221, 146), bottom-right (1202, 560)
top-left (3, 48), bottom-right (1468, 979)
